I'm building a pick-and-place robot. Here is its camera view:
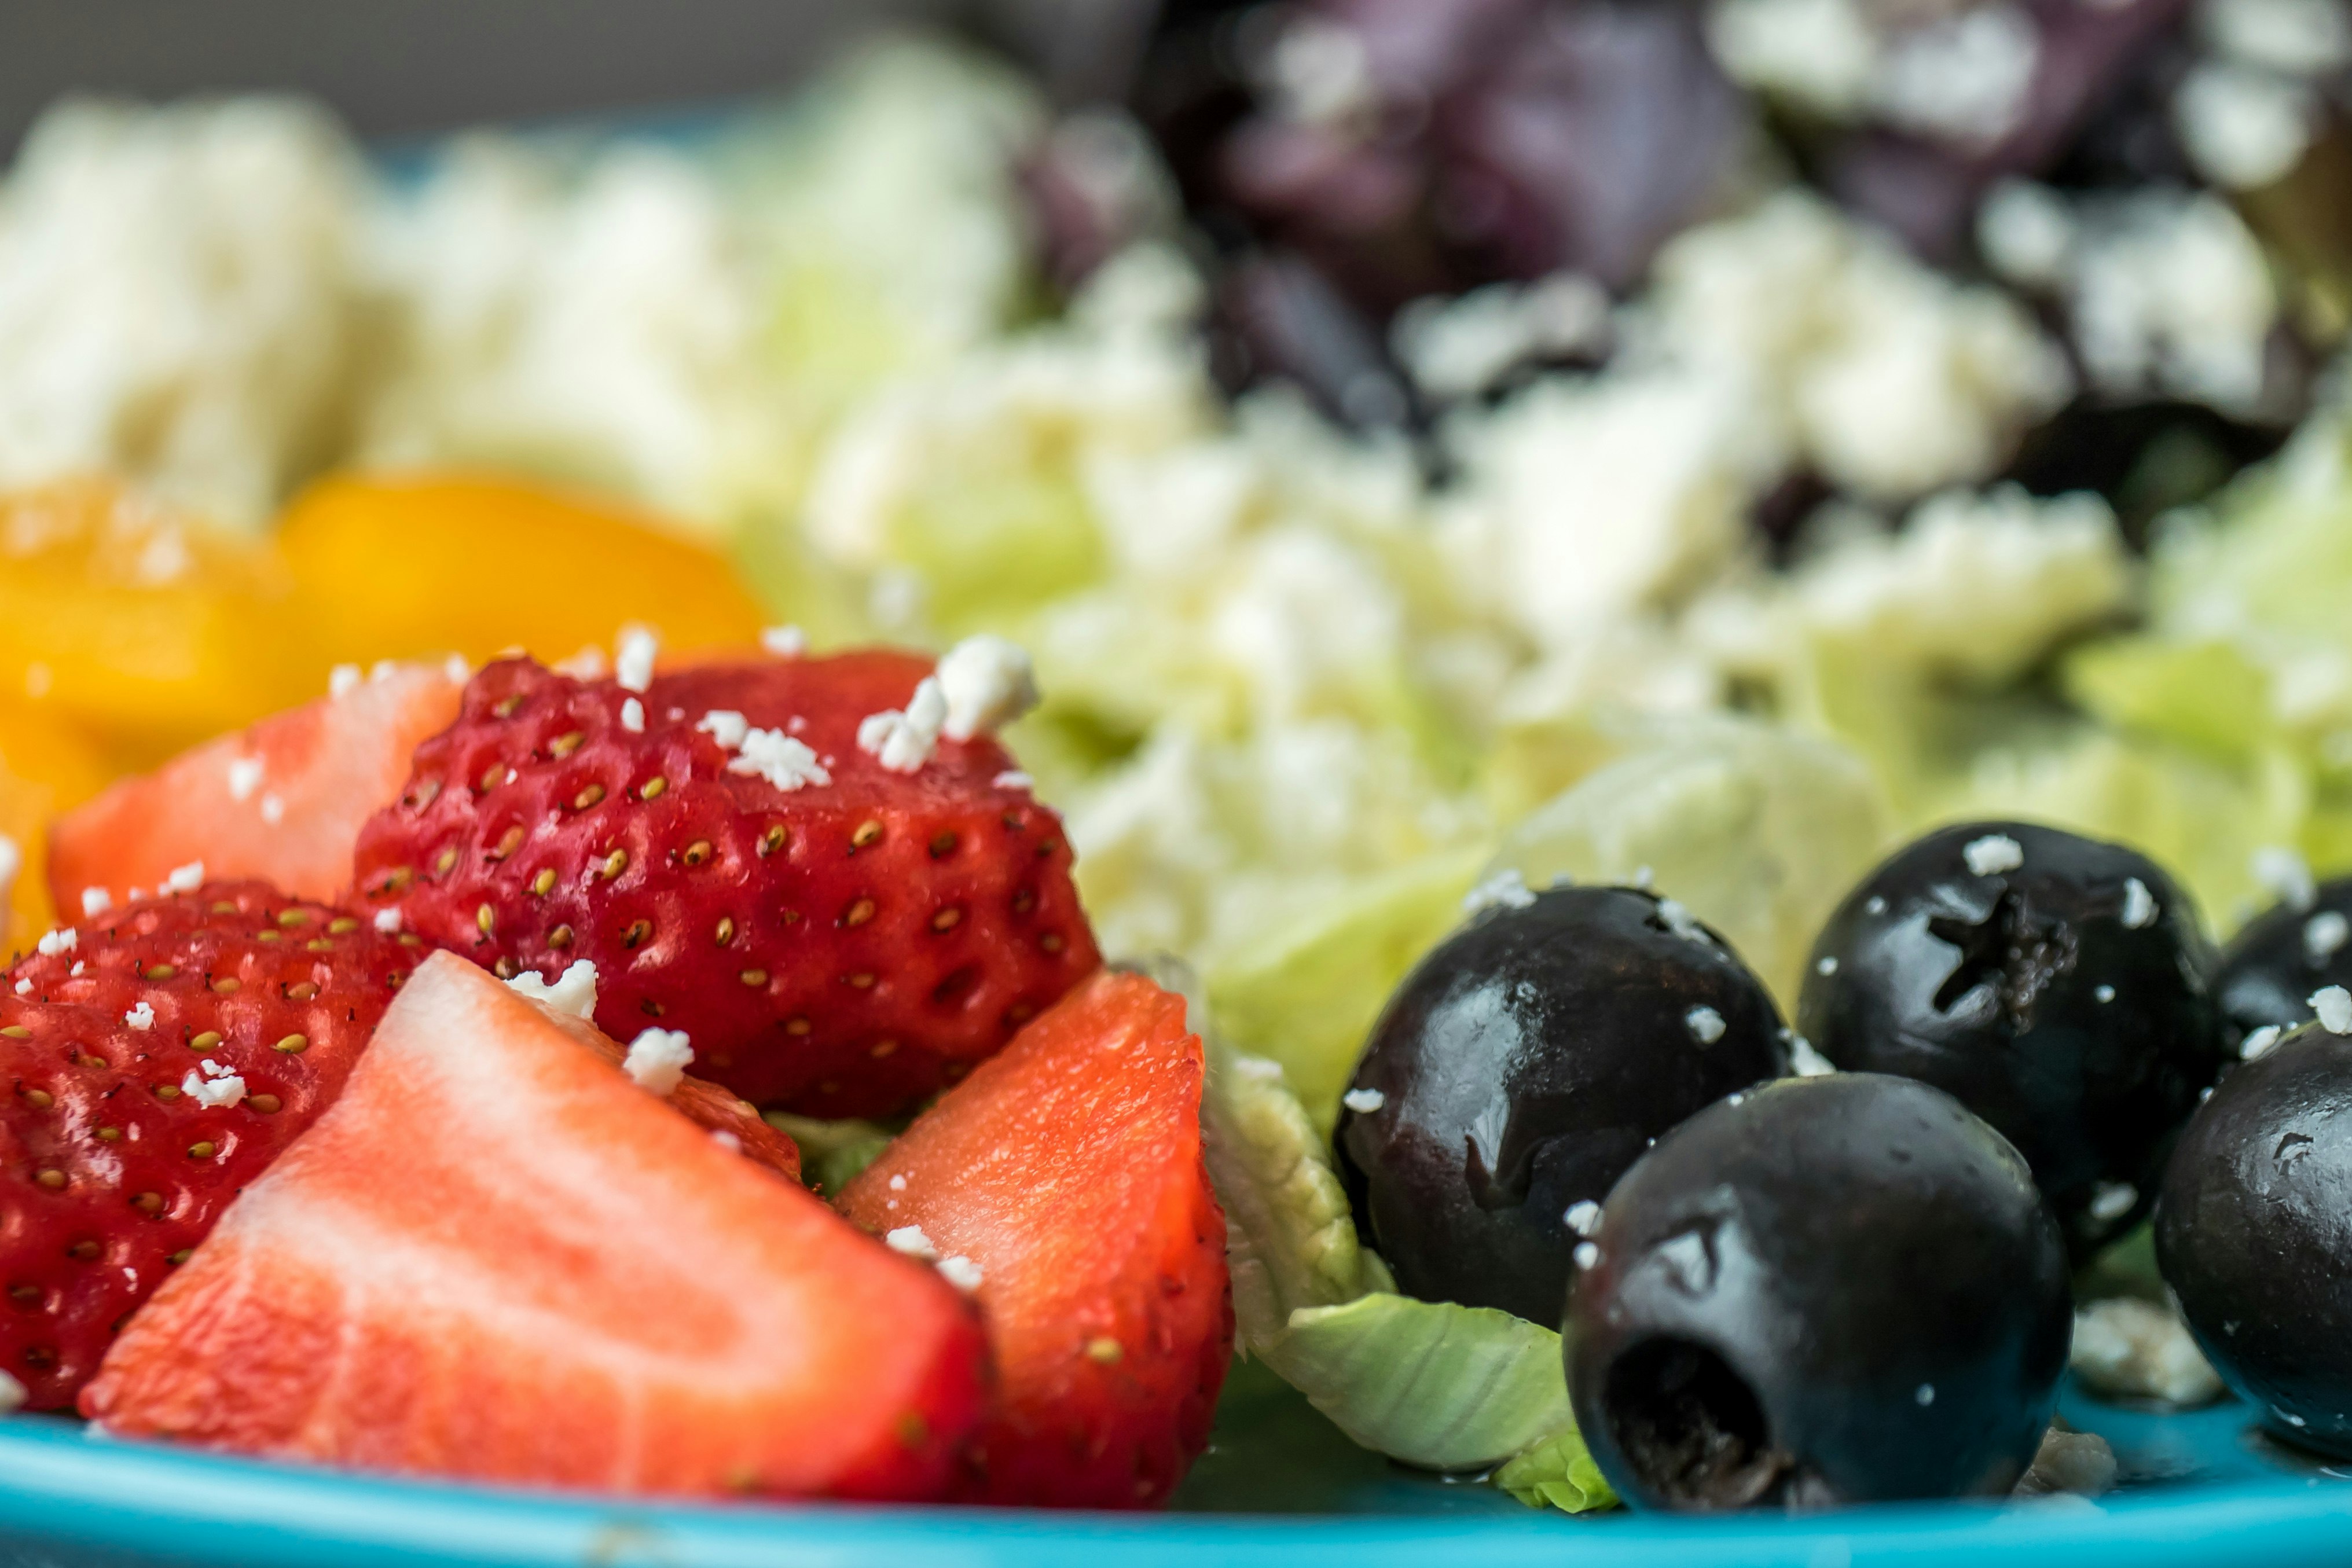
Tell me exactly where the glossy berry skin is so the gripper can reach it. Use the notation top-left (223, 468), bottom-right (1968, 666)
top-left (1335, 886), bottom-right (1787, 1327)
top-left (1799, 821), bottom-right (2224, 1259)
top-left (1, 882), bottom-right (414, 1409)
top-left (2157, 1022), bottom-right (2352, 1457)
top-left (1568, 1074), bottom-right (2071, 1511)
top-left (351, 653), bottom-right (1102, 1119)
top-left (2215, 878), bottom-right (2352, 1055)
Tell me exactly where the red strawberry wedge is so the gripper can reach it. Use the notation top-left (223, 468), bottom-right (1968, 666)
top-left (82, 951), bottom-right (990, 1501)
top-left (839, 970), bottom-right (1233, 1508)
top-left (50, 662), bottom-right (467, 913)
top-left (349, 649), bottom-right (1102, 1118)
top-left (0, 882), bottom-right (414, 1409)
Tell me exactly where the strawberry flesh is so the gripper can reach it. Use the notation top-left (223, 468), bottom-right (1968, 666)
top-left (350, 653), bottom-right (1100, 1118)
top-left (83, 952), bottom-right (990, 1501)
top-left (839, 970), bottom-right (1232, 1508)
top-left (1, 881), bottom-right (415, 1409)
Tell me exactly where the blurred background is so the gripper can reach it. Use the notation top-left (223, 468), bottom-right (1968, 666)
top-left (4, 0), bottom-right (2352, 1074)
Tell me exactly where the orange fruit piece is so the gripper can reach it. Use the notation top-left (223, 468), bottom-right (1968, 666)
top-left (0, 701), bottom-right (111, 948)
top-left (277, 473), bottom-right (769, 670)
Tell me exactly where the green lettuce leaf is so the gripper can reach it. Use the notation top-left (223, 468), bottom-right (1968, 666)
top-left (1493, 1424), bottom-right (1617, 1514)
top-left (764, 1111), bottom-right (894, 1196)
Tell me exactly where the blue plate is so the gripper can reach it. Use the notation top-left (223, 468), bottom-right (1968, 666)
top-left (3, 1360), bottom-right (2348, 1567)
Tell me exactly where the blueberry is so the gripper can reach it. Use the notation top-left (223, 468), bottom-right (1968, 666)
top-left (1568, 1074), bottom-right (2071, 1510)
top-left (1798, 822), bottom-right (2224, 1258)
top-left (2157, 1019), bottom-right (2352, 1456)
top-left (1335, 884), bottom-right (1787, 1325)
top-left (2216, 877), bottom-right (2352, 1056)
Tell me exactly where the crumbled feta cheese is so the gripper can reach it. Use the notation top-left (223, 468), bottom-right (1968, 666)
top-left (123, 1001), bottom-right (154, 1031)
top-left (1790, 1035), bottom-right (1837, 1076)
top-left (328, 663), bottom-right (362, 699)
top-left (1462, 868), bottom-right (1536, 919)
top-left (80, 887), bottom-right (111, 917)
top-left (696, 709), bottom-right (750, 751)
top-left (1863, 894), bottom-right (1888, 916)
top-left (2314, 986), bottom-right (2352, 1034)
top-left (0, 1369), bottom-right (23, 1412)
top-left (937, 635), bottom-right (1040, 742)
top-left (993, 770), bottom-right (1033, 791)
top-left (11, 979), bottom-right (29, 997)
top-left (1706, 0), bottom-right (1877, 117)
top-left (2306, 910), bottom-right (2351, 963)
top-left (857, 677), bottom-right (948, 773)
top-left (886, 1224), bottom-right (940, 1261)
top-left (1573, 1242), bottom-right (1601, 1270)
top-left (551, 646), bottom-right (608, 680)
top-left (370, 660), bottom-right (398, 682)
top-left (1392, 272), bottom-right (1612, 402)
top-left (1978, 179), bottom-right (2076, 291)
top-left (2241, 1023), bottom-right (2285, 1060)
top-left (710, 1129), bottom-right (743, 1154)
top-left (1656, 898), bottom-right (1714, 946)
top-left (2175, 61), bottom-right (2317, 190)
top-left (622, 1027), bottom-right (693, 1095)
top-left (163, 861), bottom-right (204, 896)
top-left (1964, 834), bottom-right (2024, 876)
top-left (1914, 1382), bottom-right (1936, 1407)
top-left (620, 697), bottom-right (644, 734)
top-left (506, 959), bottom-right (600, 1020)
top-left (1686, 1005), bottom-right (1727, 1045)
top-left (259, 795), bottom-right (285, 825)
top-left (761, 625), bottom-right (806, 658)
top-left (444, 654), bottom-right (471, 686)
top-left (728, 729), bottom-right (832, 792)
top-left (1815, 956), bottom-right (1839, 976)
top-left (1341, 1087), bottom-right (1386, 1114)
top-left (936, 1255), bottom-right (984, 1292)
top-left (226, 756), bottom-right (265, 802)
top-left (0, 834), bottom-right (17, 910)
top-left (372, 908), bottom-right (402, 934)
top-left (1874, 6), bottom-right (2039, 144)
top-left (2071, 1297), bottom-right (2226, 1407)
top-left (888, 1173), bottom-right (908, 1192)
top-left (1565, 1199), bottom-right (1604, 1237)
top-left (180, 1067), bottom-right (246, 1108)
top-left (2087, 1181), bottom-right (2138, 1223)
top-left (2120, 877), bottom-right (2158, 930)
top-left (614, 626), bottom-right (658, 695)
top-left (68, 961), bottom-right (81, 977)
top-left (2258, 851), bottom-right (2314, 912)
top-left (2200, 0), bottom-right (2352, 76)
top-left (2095, 984), bottom-right (2117, 1004)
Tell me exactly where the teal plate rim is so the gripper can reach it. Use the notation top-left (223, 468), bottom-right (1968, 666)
top-left (3, 1409), bottom-right (2351, 1568)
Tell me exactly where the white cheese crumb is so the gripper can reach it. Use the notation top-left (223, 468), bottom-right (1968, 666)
top-left (937, 1255), bottom-right (985, 1292)
top-left (2071, 1298), bottom-right (2226, 1407)
top-left (0, 1369), bottom-right (23, 1413)
top-left (444, 654), bottom-right (472, 685)
top-left (935, 635), bottom-right (1041, 742)
top-left (1631, 866), bottom-right (1654, 891)
top-left (328, 663), bottom-right (362, 699)
top-left (1656, 898), bottom-right (1714, 947)
top-left (12, 979), bottom-right (30, 997)
top-left (259, 795), bottom-right (285, 825)
top-left (1916, 1383), bottom-right (1936, 1407)
top-left (1815, 956), bottom-right (1839, 976)
top-left (710, 1129), bottom-right (744, 1154)
top-left (2175, 60), bottom-right (2317, 190)
top-left (0, 835), bottom-right (14, 913)
top-left (886, 1224), bottom-right (940, 1261)
top-left (1790, 1035), bottom-right (1837, 1076)
top-left (2254, 846), bottom-right (2318, 912)
top-left (1462, 868), bottom-right (1537, 918)
top-left (620, 697), bottom-right (645, 735)
top-left (2306, 911), bottom-right (2351, 963)
top-left (1964, 833), bottom-right (2025, 876)
top-left (69, 961), bottom-right (82, 977)
top-left (696, 710), bottom-right (750, 751)
top-left (761, 625), bottom-right (806, 658)
top-left (2087, 1181), bottom-right (2139, 1223)
top-left (1342, 1087), bottom-right (1386, 1114)
top-left (1574, 1242), bottom-right (1601, 1270)
top-left (552, 645), bottom-right (608, 680)
top-left (80, 888), bottom-right (112, 917)
top-left (993, 770), bottom-right (1034, 791)
top-left (372, 908), bottom-right (402, 934)
top-left (123, 1001), bottom-right (154, 1031)
top-left (1565, 1199), bottom-right (1603, 1237)
top-left (614, 627), bottom-right (658, 695)
top-left (2241, 1023), bottom-right (2285, 1060)
top-left (225, 757), bottom-right (265, 802)
top-left (888, 1173), bottom-right (908, 1192)
top-left (2096, 985), bottom-right (2116, 1004)
top-left (857, 677), bottom-right (948, 773)
top-left (1864, 895), bottom-right (1888, 916)
top-left (370, 660), bottom-right (397, 683)
top-left (163, 861), bottom-right (204, 896)
top-left (506, 959), bottom-right (600, 1020)
top-left (2314, 986), bottom-right (2352, 1035)
top-left (179, 1068), bottom-right (245, 1108)
top-left (622, 1027), bottom-right (694, 1095)
top-left (2120, 878), bottom-right (2159, 930)
top-left (1686, 1005), bottom-right (1727, 1045)
top-left (728, 729), bottom-right (832, 793)
top-left (36, 927), bottom-right (75, 957)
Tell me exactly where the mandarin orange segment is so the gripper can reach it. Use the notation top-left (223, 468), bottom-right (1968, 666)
top-left (0, 700), bottom-right (112, 948)
top-left (276, 473), bottom-right (769, 669)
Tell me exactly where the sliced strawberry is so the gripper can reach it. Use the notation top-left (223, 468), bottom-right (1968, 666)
top-left (0, 881), bottom-right (415, 1409)
top-left (839, 971), bottom-right (1232, 1508)
top-left (49, 662), bottom-right (465, 912)
top-left (349, 652), bottom-right (1101, 1118)
top-left (82, 952), bottom-right (989, 1501)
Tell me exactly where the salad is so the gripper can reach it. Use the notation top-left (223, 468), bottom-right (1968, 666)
top-left (5, 0), bottom-right (2352, 1522)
